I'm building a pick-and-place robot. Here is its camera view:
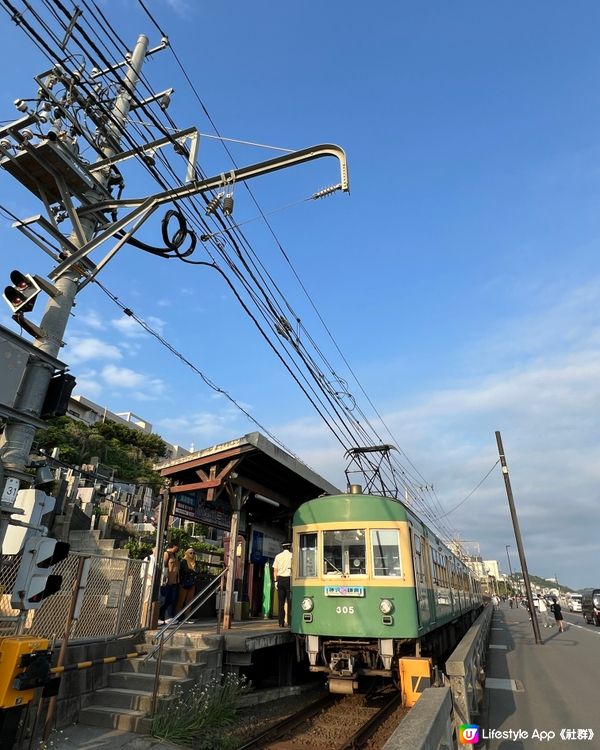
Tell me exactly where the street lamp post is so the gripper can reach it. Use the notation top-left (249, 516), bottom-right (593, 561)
top-left (506, 545), bottom-right (514, 594)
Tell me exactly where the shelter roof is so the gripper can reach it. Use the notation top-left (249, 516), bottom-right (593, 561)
top-left (156, 432), bottom-right (339, 510)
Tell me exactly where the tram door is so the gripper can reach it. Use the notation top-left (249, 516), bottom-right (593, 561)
top-left (421, 537), bottom-right (436, 624)
top-left (411, 530), bottom-right (430, 627)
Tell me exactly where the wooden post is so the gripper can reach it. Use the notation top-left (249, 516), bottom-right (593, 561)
top-left (222, 485), bottom-right (242, 630)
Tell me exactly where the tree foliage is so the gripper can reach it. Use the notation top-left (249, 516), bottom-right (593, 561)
top-left (34, 415), bottom-right (168, 489)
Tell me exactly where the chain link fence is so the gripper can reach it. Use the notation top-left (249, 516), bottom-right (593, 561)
top-left (0, 551), bottom-right (149, 640)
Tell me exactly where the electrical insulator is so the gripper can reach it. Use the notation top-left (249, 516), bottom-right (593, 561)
top-left (14, 99), bottom-right (29, 113)
top-left (222, 195), bottom-right (234, 216)
top-left (205, 195), bottom-right (222, 215)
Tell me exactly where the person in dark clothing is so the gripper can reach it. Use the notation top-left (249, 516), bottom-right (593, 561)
top-left (176, 548), bottom-right (198, 616)
top-left (273, 542), bottom-right (292, 627)
top-left (551, 596), bottom-right (565, 632)
top-left (159, 544), bottom-right (179, 623)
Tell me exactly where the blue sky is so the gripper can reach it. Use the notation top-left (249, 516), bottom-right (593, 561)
top-left (1, 1), bottom-right (600, 589)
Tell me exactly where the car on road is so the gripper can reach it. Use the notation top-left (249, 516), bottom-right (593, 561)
top-left (581, 589), bottom-right (600, 625)
top-left (568, 593), bottom-right (582, 612)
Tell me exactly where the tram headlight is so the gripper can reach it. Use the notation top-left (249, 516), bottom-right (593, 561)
top-left (301, 597), bottom-right (314, 612)
top-left (379, 599), bottom-right (394, 615)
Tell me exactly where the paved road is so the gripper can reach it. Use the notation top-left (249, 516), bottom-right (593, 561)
top-left (478, 604), bottom-right (600, 749)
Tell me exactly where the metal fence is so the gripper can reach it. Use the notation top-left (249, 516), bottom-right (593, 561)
top-left (0, 551), bottom-right (148, 640)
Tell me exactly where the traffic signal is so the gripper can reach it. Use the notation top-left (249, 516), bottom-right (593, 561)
top-left (3, 489), bottom-right (56, 556)
top-left (2, 271), bottom-right (41, 314)
top-left (10, 536), bottom-right (70, 611)
top-left (41, 372), bottom-right (76, 419)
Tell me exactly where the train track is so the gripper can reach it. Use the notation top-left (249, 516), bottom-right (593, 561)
top-left (237, 690), bottom-right (404, 750)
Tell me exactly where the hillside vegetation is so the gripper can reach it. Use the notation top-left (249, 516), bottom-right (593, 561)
top-left (34, 415), bottom-right (167, 489)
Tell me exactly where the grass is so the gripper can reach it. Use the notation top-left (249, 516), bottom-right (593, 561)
top-left (152, 673), bottom-right (247, 749)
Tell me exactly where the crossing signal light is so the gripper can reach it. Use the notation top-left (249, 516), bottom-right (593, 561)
top-left (3, 270), bottom-right (42, 314)
top-left (11, 537), bottom-right (70, 611)
top-left (41, 372), bottom-right (77, 419)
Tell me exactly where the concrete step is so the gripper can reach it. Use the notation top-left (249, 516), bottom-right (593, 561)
top-left (120, 658), bottom-right (205, 679)
top-left (108, 670), bottom-right (192, 694)
top-left (92, 687), bottom-right (152, 712)
top-left (143, 631), bottom-right (222, 650)
top-left (135, 642), bottom-right (216, 663)
top-left (78, 705), bottom-right (152, 733)
top-left (90, 687), bottom-right (174, 713)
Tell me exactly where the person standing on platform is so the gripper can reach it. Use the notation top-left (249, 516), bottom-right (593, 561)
top-left (177, 548), bottom-right (198, 617)
top-left (159, 543), bottom-right (179, 624)
top-left (551, 596), bottom-right (566, 632)
top-left (273, 541), bottom-right (292, 627)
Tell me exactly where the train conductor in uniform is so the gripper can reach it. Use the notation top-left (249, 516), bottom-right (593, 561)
top-left (273, 541), bottom-right (292, 627)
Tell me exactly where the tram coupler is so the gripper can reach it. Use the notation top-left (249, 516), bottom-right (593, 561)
top-left (329, 677), bottom-right (359, 694)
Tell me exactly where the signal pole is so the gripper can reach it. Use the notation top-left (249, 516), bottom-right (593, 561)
top-left (495, 431), bottom-right (542, 645)
top-left (0, 34), bottom-right (150, 489)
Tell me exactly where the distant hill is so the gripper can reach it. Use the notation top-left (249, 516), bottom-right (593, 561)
top-left (515, 573), bottom-right (574, 593)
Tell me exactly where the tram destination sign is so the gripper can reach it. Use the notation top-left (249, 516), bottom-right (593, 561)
top-left (324, 585), bottom-right (365, 597)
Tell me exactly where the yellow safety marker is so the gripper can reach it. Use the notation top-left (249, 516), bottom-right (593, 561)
top-left (399, 656), bottom-right (432, 707)
top-left (50, 651), bottom-right (145, 674)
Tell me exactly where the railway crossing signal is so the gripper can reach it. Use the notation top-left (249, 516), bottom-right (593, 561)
top-left (10, 536), bottom-right (70, 610)
top-left (2, 271), bottom-right (42, 314)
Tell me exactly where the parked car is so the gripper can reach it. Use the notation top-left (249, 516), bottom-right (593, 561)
top-left (581, 589), bottom-right (600, 625)
top-left (568, 593), bottom-right (582, 612)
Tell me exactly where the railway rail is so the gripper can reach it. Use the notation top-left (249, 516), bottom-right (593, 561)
top-left (237, 690), bottom-right (405, 750)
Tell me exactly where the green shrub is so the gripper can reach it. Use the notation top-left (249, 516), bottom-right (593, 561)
top-left (123, 537), bottom-right (153, 560)
top-left (152, 674), bottom-right (247, 747)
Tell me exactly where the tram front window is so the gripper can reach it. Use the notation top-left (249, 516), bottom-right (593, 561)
top-left (298, 532), bottom-right (317, 577)
top-left (323, 529), bottom-right (366, 576)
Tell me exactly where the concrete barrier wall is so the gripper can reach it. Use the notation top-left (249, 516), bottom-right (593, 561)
top-left (445, 603), bottom-right (492, 727)
top-left (382, 687), bottom-right (454, 750)
top-left (382, 605), bottom-right (493, 750)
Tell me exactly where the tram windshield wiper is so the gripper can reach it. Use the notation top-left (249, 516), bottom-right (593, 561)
top-left (324, 557), bottom-right (345, 575)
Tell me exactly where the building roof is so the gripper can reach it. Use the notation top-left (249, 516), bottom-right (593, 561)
top-left (156, 432), bottom-right (339, 510)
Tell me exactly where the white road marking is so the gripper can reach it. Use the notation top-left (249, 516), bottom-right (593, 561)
top-left (489, 644), bottom-right (508, 649)
top-left (564, 621), bottom-right (600, 635)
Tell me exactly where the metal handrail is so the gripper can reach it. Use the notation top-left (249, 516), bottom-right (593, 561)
top-left (148, 567), bottom-right (228, 717)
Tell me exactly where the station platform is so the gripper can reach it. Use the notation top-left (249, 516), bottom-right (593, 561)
top-left (479, 603), bottom-right (600, 748)
top-left (149, 616), bottom-right (293, 658)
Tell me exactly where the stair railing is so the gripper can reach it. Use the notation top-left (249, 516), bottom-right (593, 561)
top-left (146, 567), bottom-right (228, 718)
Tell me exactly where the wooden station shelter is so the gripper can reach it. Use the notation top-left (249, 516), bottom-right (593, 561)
top-left (156, 432), bottom-right (339, 628)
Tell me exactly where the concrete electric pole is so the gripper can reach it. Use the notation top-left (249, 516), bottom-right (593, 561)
top-left (495, 430), bottom-right (542, 645)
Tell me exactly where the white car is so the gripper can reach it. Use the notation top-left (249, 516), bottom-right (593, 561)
top-left (568, 595), bottom-right (582, 612)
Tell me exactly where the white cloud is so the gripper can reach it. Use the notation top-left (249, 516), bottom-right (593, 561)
top-left (157, 408), bottom-right (246, 446)
top-left (101, 364), bottom-right (165, 400)
top-left (74, 310), bottom-right (105, 331)
top-left (67, 336), bottom-right (122, 364)
top-left (111, 314), bottom-right (165, 338)
top-left (72, 369), bottom-right (103, 399)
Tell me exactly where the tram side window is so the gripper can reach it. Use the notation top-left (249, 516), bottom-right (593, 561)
top-left (323, 530), bottom-right (366, 575)
top-left (298, 533), bottom-right (317, 578)
top-left (371, 529), bottom-right (402, 577)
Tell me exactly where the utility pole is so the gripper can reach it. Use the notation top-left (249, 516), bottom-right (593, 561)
top-left (0, 28), bottom-right (348, 560)
top-left (505, 544), bottom-right (514, 594)
top-left (495, 431), bottom-right (542, 645)
top-left (0, 20), bottom-right (349, 656)
top-left (0, 34), bottom-right (150, 514)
